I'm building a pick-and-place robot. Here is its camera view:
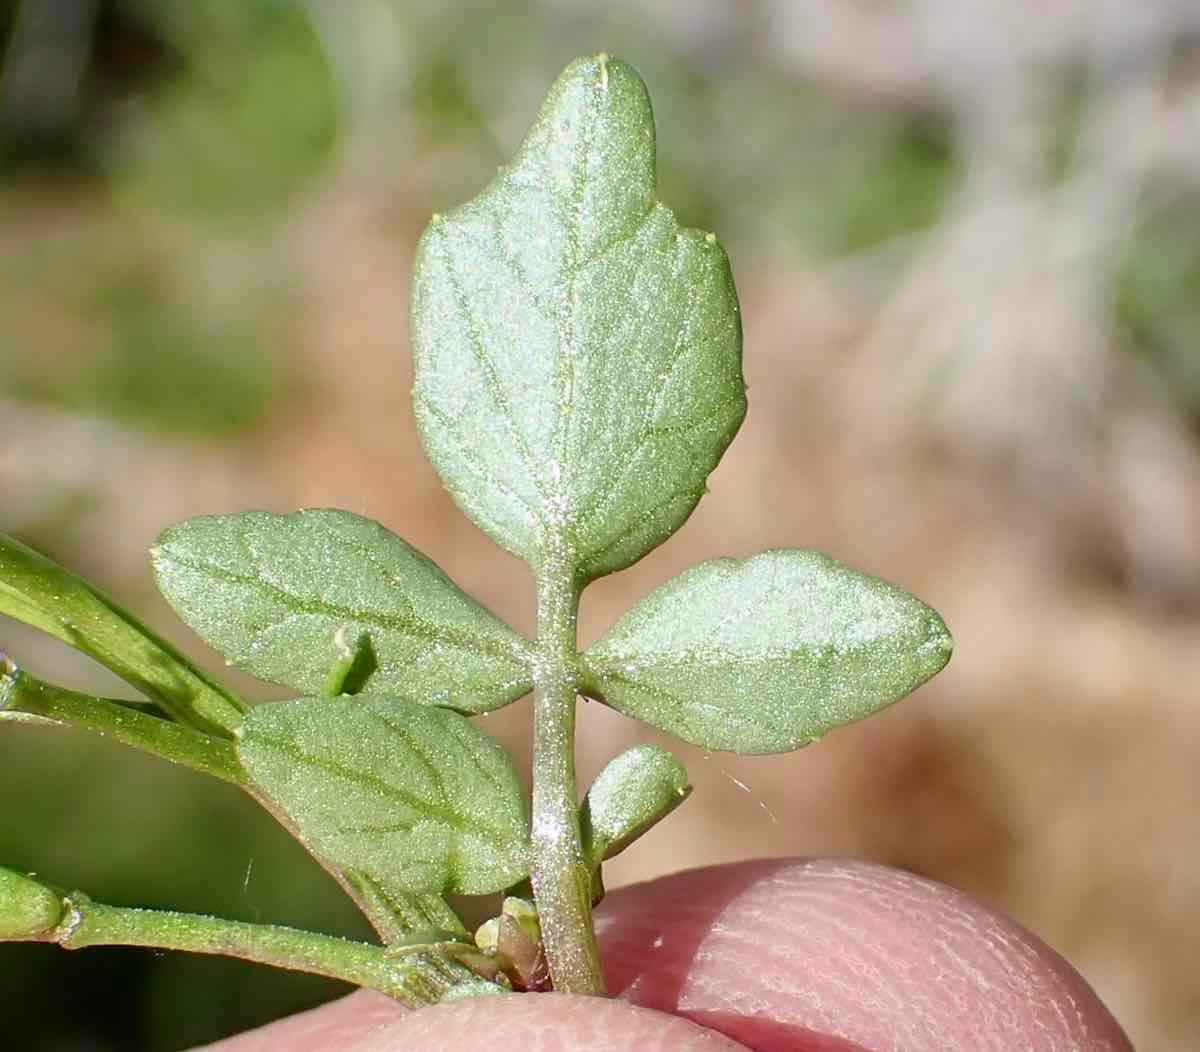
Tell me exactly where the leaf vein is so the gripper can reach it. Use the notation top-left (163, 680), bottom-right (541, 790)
top-left (249, 732), bottom-right (511, 848)
top-left (164, 552), bottom-right (530, 673)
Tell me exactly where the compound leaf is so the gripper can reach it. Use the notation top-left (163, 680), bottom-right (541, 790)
top-left (0, 532), bottom-right (245, 735)
top-left (581, 550), bottom-right (953, 754)
top-left (411, 55), bottom-right (745, 582)
top-left (152, 509), bottom-right (532, 714)
top-left (238, 695), bottom-right (530, 896)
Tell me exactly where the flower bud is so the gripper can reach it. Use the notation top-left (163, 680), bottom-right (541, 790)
top-left (0, 866), bottom-right (64, 939)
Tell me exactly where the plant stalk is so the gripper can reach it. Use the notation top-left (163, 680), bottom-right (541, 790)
top-left (0, 660), bottom-right (242, 784)
top-left (30, 892), bottom-right (481, 1006)
top-left (529, 559), bottom-right (605, 994)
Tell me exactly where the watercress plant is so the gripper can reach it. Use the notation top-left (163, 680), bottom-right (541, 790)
top-left (0, 55), bottom-right (952, 1005)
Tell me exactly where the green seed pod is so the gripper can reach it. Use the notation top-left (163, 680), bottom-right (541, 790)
top-left (0, 867), bottom-right (65, 939)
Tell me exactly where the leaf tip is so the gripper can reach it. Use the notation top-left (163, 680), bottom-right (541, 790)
top-left (554, 53), bottom-right (648, 108)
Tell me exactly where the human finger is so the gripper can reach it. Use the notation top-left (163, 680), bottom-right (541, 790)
top-left (598, 858), bottom-right (1133, 1051)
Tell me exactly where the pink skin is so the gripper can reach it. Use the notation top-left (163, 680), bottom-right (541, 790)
top-left (197, 859), bottom-right (1134, 1052)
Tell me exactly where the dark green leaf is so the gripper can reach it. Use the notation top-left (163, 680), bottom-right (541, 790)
top-left (152, 509), bottom-right (533, 713)
top-left (582, 550), bottom-right (953, 754)
top-left (411, 55), bottom-right (745, 582)
top-left (238, 696), bottom-right (530, 896)
top-left (580, 745), bottom-right (690, 869)
top-left (0, 532), bottom-right (245, 735)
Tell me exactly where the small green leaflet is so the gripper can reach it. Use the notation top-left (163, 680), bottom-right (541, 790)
top-left (411, 54), bottom-right (745, 582)
top-left (0, 532), bottom-right (245, 735)
top-left (581, 550), bottom-right (954, 754)
top-left (238, 696), bottom-right (530, 896)
top-left (580, 745), bottom-right (690, 870)
top-left (152, 509), bottom-right (532, 713)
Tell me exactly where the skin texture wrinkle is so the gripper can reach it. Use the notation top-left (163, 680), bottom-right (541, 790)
top-left (197, 859), bottom-right (1133, 1052)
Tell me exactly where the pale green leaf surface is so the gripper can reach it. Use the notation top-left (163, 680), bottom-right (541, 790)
top-left (152, 509), bottom-right (532, 714)
top-left (580, 745), bottom-right (690, 869)
top-left (238, 695), bottom-right (530, 896)
top-left (411, 55), bottom-right (745, 581)
top-left (0, 532), bottom-right (245, 735)
top-left (581, 550), bottom-right (954, 754)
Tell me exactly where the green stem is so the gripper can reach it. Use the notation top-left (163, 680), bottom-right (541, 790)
top-left (528, 559), bottom-right (604, 994)
top-left (0, 532), bottom-right (246, 735)
top-left (30, 892), bottom-right (482, 1006)
top-left (0, 659), bottom-right (242, 784)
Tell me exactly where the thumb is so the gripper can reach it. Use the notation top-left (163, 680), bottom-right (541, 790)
top-left (344, 994), bottom-right (747, 1051)
top-left (198, 988), bottom-right (747, 1052)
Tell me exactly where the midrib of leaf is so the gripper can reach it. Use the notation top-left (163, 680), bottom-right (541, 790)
top-left (585, 665), bottom-right (776, 735)
top-left (248, 731), bottom-right (511, 850)
top-left (465, 193), bottom-right (668, 559)
top-left (552, 214), bottom-right (736, 566)
top-left (308, 513), bottom-right (533, 667)
top-left (163, 552), bottom-right (531, 669)
top-left (454, 80), bottom-right (668, 567)
top-left (553, 80), bottom-right (595, 486)
top-left (560, 208), bottom-right (660, 366)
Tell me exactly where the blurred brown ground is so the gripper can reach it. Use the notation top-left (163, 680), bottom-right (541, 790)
top-left (2, 3), bottom-right (1199, 1050)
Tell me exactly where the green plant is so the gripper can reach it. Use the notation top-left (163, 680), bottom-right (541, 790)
top-left (0, 55), bottom-right (951, 1006)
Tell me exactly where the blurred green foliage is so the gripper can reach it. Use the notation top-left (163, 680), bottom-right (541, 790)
top-left (1, 0), bottom-right (337, 439)
top-left (119, 0), bottom-right (338, 221)
top-left (1116, 200), bottom-right (1200, 416)
top-left (1, 238), bottom-right (281, 436)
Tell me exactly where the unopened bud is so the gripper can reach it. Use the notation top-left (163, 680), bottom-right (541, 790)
top-left (0, 867), bottom-right (64, 939)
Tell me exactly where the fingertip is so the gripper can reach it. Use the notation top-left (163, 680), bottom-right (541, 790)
top-left (341, 993), bottom-right (749, 1052)
top-left (597, 858), bottom-right (1133, 1052)
top-left (194, 990), bottom-right (405, 1051)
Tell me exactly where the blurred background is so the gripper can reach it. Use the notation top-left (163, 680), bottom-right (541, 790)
top-left (1, 1), bottom-right (1197, 1048)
